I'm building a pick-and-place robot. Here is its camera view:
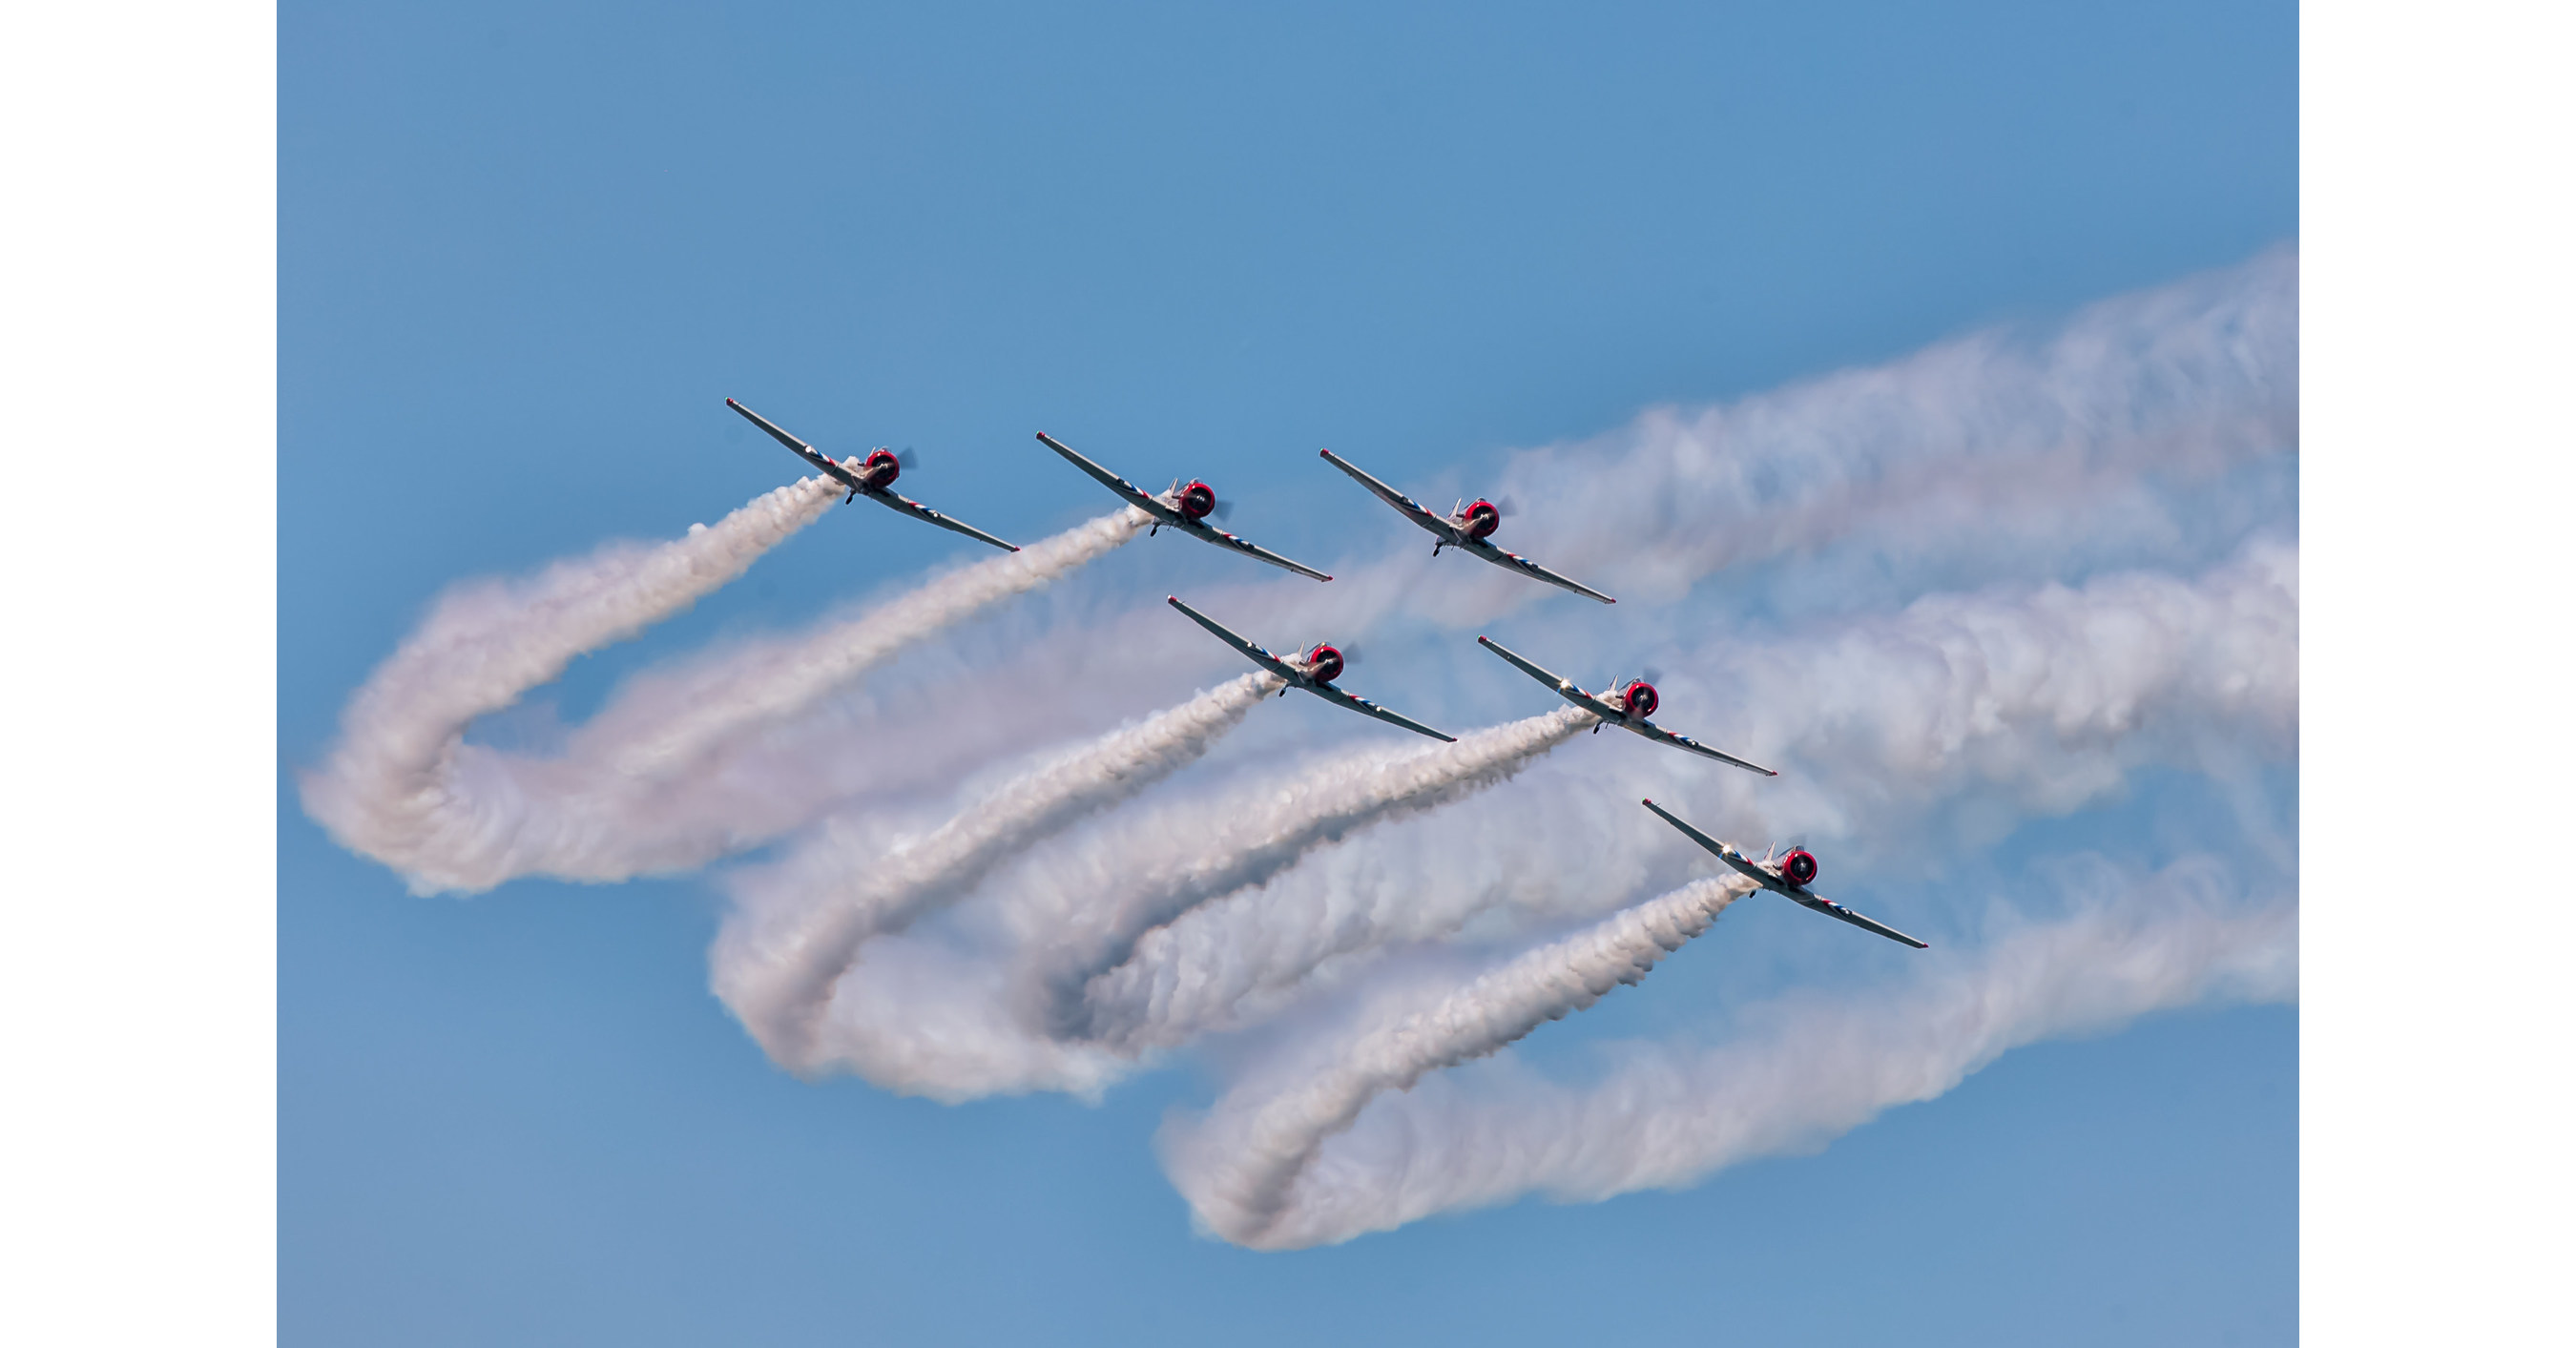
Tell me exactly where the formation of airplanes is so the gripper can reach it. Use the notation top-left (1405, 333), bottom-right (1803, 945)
top-left (721, 398), bottom-right (1929, 953)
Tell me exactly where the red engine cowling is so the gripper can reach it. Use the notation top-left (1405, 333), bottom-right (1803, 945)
top-left (1304, 644), bottom-right (1344, 685)
top-left (1620, 680), bottom-right (1658, 719)
top-left (1463, 499), bottom-right (1502, 540)
top-left (862, 448), bottom-right (902, 487)
top-left (1177, 480), bottom-right (1217, 520)
top-left (1779, 849), bottom-right (1818, 887)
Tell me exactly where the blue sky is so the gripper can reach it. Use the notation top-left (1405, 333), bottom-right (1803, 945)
top-left (281, 3), bottom-right (2296, 1343)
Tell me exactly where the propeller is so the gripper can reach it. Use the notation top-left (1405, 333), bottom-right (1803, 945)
top-left (1209, 497), bottom-right (1235, 521)
top-left (1494, 494), bottom-right (1521, 518)
top-left (897, 446), bottom-right (919, 469)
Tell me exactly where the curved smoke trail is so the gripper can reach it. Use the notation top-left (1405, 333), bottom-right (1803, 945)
top-left (1163, 876), bottom-right (1754, 1246)
top-left (725, 539), bottom-right (2295, 1106)
top-left (1165, 859), bottom-right (2295, 1249)
top-left (715, 671), bottom-right (1280, 1069)
top-left (301, 475), bottom-right (841, 892)
top-left (1029, 707), bottom-right (1596, 1044)
top-left (307, 508), bottom-right (1152, 894)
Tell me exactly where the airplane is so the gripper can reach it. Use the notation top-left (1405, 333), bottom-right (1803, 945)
top-left (1640, 798), bottom-right (1929, 948)
top-left (1167, 596), bottom-right (1455, 742)
top-left (726, 398), bottom-right (1020, 553)
top-left (1035, 432), bottom-right (1332, 582)
top-left (1318, 448), bottom-right (1615, 605)
top-left (1475, 635), bottom-right (1775, 776)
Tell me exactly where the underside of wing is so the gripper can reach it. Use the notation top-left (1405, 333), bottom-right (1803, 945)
top-left (1183, 521), bottom-right (1333, 582)
top-left (1635, 722), bottom-right (1778, 777)
top-left (865, 489), bottom-right (1020, 552)
top-left (1035, 432), bottom-right (1167, 516)
top-left (1464, 541), bottom-right (1617, 604)
top-left (1792, 892), bottom-right (1930, 949)
top-left (728, 397), bottom-right (866, 491)
top-left (1318, 448), bottom-right (1453, 540)
top-left (1305, 683), bottom-right (1456, 741)
top-left (1166, 595), bottom-right (1303, 683)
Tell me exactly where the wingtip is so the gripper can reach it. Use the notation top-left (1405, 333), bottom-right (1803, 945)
top-left (1641, 797), bottom-right (1653, 806)
top-left (724, 396), bottom-right (740, 408)
top-left (1318, 447), bottom-right (1331, 458)
top-left (1165, 594), bottom-right (1180, 604)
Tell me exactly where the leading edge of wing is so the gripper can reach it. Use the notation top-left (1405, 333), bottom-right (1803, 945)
top-left (1462, 539), bottom-right (1617, 604)
top-left (1473, 634), bottom-right (1590, 705)
top-left (728, 397), bottom-right (864, 491)
top-left (1166, 595), bottom-right (1301, 684)
top-left (1639, 798), bottom-right (1775, 885)
top-left (1794, 893), bottom-right (1932, 949)
top-left (1180, 520), bottom-right (1333, 582)
top-left (1639, 723), bottom-right (1778, 777)
top-left (1303, 682), bottom-right (1456, 742)
top-left (864, 489), bottom-right (1020, 552)
top-left (1034, 431), bottom-right (1164, 514)
top-left (1317, 448), bottom-right (1450, 538)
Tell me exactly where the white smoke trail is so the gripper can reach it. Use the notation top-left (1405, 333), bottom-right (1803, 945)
top-left (1025, 707), bottom-right (1597, 1043)
top-left (1163, 876), bottom-right (1755, 1246)
top-left (301, 476), bottom-right (841, 892)
top-left (1162, 859), bottom-right (2296, 1250)
top-left (714, 671), bottom-right (1280, 1069)
top-left (735, 708), bottom-right (1593, 1101)
top-left (1470, 246), bottom-right (2298, 612)
top-left (577, 508), bottom-right (1151, 778)
top-left (1081, 539), bottom-right (2297, 1052)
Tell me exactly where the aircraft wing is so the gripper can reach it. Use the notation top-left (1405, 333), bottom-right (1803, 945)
top-left (1298, 681), bottom-right (1457, 742)
top-left (1035, 432), bottom-right (1172, 519)
top-left (860, 489), bottom-right (1020, 552)
top-left (1629, 720), bottom-right (1777, 777)
top-left (1178, 519), bottom-right (1333, 582)
top-left (1639, 799), bottom-right (1781, 885)
top-left (1787, 892), bottom-right (1931, 949)
top-left (1460, 539), bottom-right (1617, 605)
top-left (1474, 635), bottom-right (1619, 718)
top-left (1166, 595), bottom-right (1304, 684)
top-left (1641, 799), bottom-right (1928, 949)
top-left (728, 398), bottom-right (867, 493)
top-left (1317, 448), bottom-right (1455, 542)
